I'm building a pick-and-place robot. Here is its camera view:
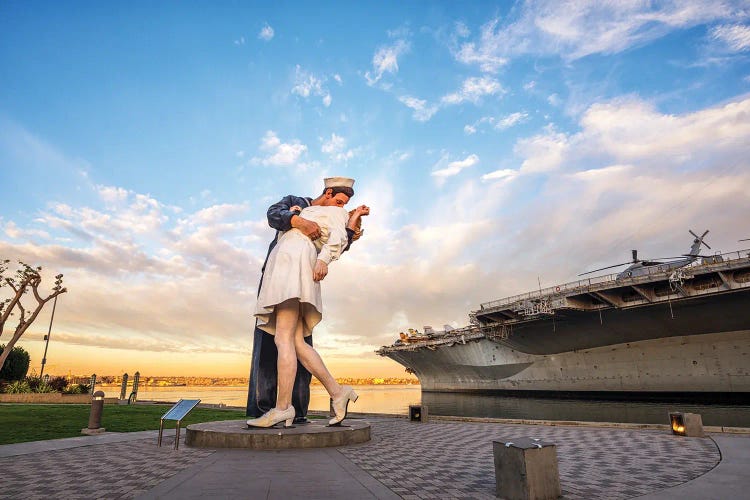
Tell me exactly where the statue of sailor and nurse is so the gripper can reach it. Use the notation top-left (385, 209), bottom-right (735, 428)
top-left (246, 176), bottom-right (370, 428)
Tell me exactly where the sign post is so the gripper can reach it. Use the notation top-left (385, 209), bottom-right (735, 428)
top-left (158, 399), bottom-right (201, 450)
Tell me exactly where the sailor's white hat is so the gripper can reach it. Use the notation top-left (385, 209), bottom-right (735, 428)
top-left (324, 176), bottom-right (355, 189)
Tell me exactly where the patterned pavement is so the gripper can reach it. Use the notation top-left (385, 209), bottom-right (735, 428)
top-left (339, 418), bottom-right (720, 500)
top-left (0, 435), bottom-right (213, 500)
top-left (0, 417), bottom-right (721, 499)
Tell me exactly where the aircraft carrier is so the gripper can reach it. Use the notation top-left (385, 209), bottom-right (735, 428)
top-left (377, 240), bottom-right (750, 397)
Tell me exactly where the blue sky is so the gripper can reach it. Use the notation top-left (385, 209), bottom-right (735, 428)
top-left (1, 1), bottom-right (750, 378)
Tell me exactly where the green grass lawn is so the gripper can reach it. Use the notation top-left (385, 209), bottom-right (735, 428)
top-left (0, 404), bottom-right (246, 445)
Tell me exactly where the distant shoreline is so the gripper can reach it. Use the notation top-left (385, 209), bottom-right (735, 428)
top-left (96, 379), bottom-right (419, 388)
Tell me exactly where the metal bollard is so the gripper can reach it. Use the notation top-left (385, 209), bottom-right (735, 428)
top-left (82, 391), bottom-right (106, 435)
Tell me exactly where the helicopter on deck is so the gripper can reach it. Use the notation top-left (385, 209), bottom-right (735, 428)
top-left (580, 230), bottom-right (711, 280)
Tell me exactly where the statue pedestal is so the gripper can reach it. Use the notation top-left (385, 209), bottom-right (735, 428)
top-left (186, 419), bottom-right (370, 449)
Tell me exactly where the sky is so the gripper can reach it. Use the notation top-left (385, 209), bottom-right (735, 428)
top-left (1, 1), bottom-right (750, 379)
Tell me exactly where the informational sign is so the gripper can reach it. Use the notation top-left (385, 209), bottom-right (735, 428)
top-left (158, 399), bottom-right (201, 450)
top-left (162, 399), bottom-right (201, 421)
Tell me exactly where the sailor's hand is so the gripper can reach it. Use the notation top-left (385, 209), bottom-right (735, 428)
top-left (292, 215), bottom-right (321, 240)
top-left (313, 260), bottom-right (328, 281)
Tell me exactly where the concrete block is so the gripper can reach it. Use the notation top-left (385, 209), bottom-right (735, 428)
top-left (669, 412), bottom-right (705, 437)
top-left (493, 437), bottom-right (561, 500)
top-left (409, 404), bottom-right (428, 422)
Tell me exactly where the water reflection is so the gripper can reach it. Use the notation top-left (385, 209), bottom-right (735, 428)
top-left (422, 392), bottom-right (750, 427)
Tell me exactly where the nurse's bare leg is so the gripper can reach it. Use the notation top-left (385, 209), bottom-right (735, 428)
top-left (293, 321), bottom-right (343, 399)
top-left (274, 299), bottom-right (300, 410)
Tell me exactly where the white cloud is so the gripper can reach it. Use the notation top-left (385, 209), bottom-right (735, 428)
top-left (441, 76), bottom-right (504, 105)
top-left (291, 65), bottom-right (332, 107)
top-left (455, 21), bottom-right (470, 38)
top-left (517, 128), bottom-right (570, 173)
top-left (387, 26), bottom-right (411, 39)
top-left (465, 112), bottom-right (528, 134)
top-left (453, 19), bottom-right (509, 72)
top-left (523, 81), bottom-right (536, 91)
top-left (398, 95), bottom-right (439, 122)
top-left (365, 39), bottom-right (409, 86)
top-left (4, 220), bottom-right (50, 241)
top-left (251, 130), bottom-right (307, 166)
top-left (333, 74), bottom-right (343, 84)
top-left (578, 97), bottom-right (750, 162)
top-left (497, 112), bottom-right (529, 130)
top-left (97, 185), bottom-right (129, 204)
top-left (321, 133), bottom-right (355, 162)
top-left (233, 36), bottom-right (245, 46)
top-left (448, 154), bottom-right (479, 170)
top-left (431, 154), bottom-right (479, 181)
top-left (481, 168), bottom-right (518, 182)
top-left (0, 189), bottom-right (266, 367)
top-left (258, 23), bottom-right (274, 41)
top-left (547, 93), bottom-right (561, 106)
top-left (453, 2), bottom-right (748, 70)
top-left (711, 24), bottom-right (750, 52)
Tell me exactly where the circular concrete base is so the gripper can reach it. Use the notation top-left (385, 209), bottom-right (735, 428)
top-left (186, 419), bottom-right (370, 450)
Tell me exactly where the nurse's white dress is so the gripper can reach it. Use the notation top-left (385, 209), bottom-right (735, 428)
top-left (255, 205), bottom-right (350, 336)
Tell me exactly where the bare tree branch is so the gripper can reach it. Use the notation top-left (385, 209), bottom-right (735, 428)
top-left (0, 261), bottom-right (67, 372)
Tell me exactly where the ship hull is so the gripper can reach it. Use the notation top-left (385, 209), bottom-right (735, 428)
top-left (384, 329), bottom-right (750, 393)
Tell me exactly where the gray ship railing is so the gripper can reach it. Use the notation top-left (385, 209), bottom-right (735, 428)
top-left (479, 248), bottom-right (750, 311)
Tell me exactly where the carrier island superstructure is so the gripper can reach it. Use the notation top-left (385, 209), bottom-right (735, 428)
top-left (377, 247), bottom-right (750, 396)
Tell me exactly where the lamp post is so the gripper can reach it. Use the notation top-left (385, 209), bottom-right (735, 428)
top-left (39, 294), bottom-right (59, 378)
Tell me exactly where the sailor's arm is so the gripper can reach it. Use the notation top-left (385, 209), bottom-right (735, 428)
top-left (267, 195), bottom-right (320, 239)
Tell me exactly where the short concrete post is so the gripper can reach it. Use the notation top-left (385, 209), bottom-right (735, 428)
top-left (82, 390), bottom-right (106, 435)
top-left (409, 404), bottom-right (428, 422)
top-left (669, 412), bottom-right (705, 437)
top-left (493, 437), bottom-right (561, 500)
top-left (119, 373), bottom-right (129, 400)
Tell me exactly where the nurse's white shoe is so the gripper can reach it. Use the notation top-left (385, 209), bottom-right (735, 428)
top-left (329, 385), bottom-right (358, 426)
top-left (246, 406), bottom-right (295, 428)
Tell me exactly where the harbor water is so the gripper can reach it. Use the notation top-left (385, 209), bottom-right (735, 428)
top-left (108, 384), bottom-right (750, 427)
top-left (113, 384), bottom-right (422, 416)
top-left (420, 391), bottom-right (750, 428)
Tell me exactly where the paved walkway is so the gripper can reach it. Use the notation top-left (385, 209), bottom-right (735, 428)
top-left (1, 416), bottom-right (747, 499)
